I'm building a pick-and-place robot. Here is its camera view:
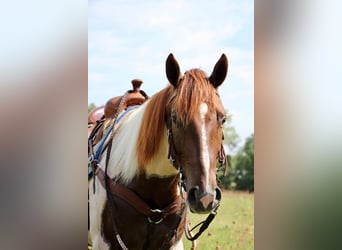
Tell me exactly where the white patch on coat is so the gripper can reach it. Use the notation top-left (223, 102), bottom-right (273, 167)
top-left (105, 104), bottom-right (144, 183)
top-left (199, 103), bottom-right (211, 192)
top-left (88, 177), bottom-right (110, 249)
top-left (89, 104), bottom-right (145, 249)
top-left (105, 101), bottom-right (178, 182)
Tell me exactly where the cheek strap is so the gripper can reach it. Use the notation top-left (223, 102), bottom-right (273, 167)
top-left (166, 114), bottom-right (180, 169)
top-left (218, 132), bottom-right (228, 176)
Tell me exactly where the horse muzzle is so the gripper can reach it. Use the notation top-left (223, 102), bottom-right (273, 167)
top-left (187, 186), bottom-right (222, 214)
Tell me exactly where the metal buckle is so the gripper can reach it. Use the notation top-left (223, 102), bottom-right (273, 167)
top-left (147, 209), bottom-right (164, 224)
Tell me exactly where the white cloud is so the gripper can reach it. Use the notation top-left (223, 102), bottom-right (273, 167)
top-left (89, 0), bottom-right (254, 142)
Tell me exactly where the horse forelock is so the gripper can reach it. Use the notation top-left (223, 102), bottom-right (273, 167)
top-left (171, 69), bottom-right (222, 125)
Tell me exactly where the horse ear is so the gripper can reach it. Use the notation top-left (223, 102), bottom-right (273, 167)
top-left (209, 54), bottom-right (228, 88)
top-left (166, 53), bottom-right (181, 87)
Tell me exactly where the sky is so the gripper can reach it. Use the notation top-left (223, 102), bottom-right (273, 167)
top-left (88, 0), bottom-right (254, 151)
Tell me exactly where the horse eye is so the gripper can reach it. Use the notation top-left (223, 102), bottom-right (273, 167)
top-left (221, 117), bottom-right (227, 125)
top-left (172, 114), bottom-right (183, 128)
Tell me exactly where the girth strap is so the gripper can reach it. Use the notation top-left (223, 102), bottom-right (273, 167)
top-left (95, 167), bottom-right (182, 223)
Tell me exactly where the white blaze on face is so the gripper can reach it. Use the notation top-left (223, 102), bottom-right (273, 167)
top-left (199, 103), bottom-right (211, 191)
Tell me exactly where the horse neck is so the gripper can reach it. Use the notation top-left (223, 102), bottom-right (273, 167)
top-left (135, 129), bottom-right (180, 207)
top-left (106, 101), bottom-right (178, 185)
top-left (143, 128), bottom-right (179, 178)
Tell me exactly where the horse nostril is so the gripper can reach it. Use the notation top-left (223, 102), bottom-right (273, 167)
top-left (187, 186), bottom-right (221, 213)
top-left (215, 187), bottom-right (222, 204)
top-left (187, 186), bottom-right (199, 205)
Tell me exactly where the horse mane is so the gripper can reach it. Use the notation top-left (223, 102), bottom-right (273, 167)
top-left (136, 69), bottom-right (221, 167)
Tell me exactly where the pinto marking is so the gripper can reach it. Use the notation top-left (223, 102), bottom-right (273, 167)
top-left (88, 53), bottom-right (229, 249)
top-left (199, 103), bottom-right (211, 192)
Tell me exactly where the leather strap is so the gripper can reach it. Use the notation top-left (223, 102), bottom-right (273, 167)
top-left (184, 202), bottom-right (219, 241)
top-left (96, 167), bottom-right (182, 222)
top-left (165, 114), bottom-right (180, 169)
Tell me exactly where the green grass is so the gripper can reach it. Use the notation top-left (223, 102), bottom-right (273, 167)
top-left (183, 191), bottom-right (254, 250)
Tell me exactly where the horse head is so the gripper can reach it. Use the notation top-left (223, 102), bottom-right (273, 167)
top-left (165, 53), bottom-right (228, 214)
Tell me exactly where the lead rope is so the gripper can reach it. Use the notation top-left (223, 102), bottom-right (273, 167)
top-left (184, 202), bottom-right (220, 241)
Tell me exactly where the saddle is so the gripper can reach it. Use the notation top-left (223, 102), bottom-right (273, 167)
top-left (88, 79), bottom-right (149, 147)
top-left (104, 79), bottom-right (148, 119)
top-left (88, 79), bottom-right (149, 234)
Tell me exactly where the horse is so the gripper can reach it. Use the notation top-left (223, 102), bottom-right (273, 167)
top-left (88, 53), bottom-right (229, 249)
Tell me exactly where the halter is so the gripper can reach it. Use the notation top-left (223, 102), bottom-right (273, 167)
top-left (165, 111), bottom-right (228, 173)
top-left (165, 112), bottom-right (228, 241)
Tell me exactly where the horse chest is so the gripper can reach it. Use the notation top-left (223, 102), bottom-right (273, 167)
top-left (101, 198), bottom-right (185, 250)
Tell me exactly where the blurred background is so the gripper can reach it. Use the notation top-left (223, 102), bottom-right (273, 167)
top-left (1, 0), bottom-right (341, 249)
top-left (255, 0), bottom-right (342, 249)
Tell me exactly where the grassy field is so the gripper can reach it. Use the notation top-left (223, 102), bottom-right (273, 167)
top-left (183, 191), bottom-right (254, 250)
top-left (88, 191), bottom-right (253, 250)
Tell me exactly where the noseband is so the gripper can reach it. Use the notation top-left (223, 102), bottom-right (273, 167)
top-left (165, 112), bottom-right (228, 241)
